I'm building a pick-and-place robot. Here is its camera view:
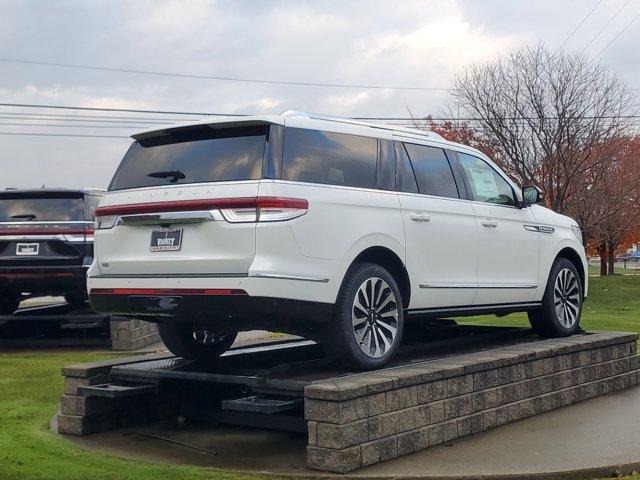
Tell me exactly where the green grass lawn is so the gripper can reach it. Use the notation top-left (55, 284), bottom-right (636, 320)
top-left (461, 273), bottom-right (640, 341)
top-left (0, 274), bottom-right (639, 480)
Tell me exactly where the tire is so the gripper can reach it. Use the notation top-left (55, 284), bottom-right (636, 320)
top-left (64, 292), bottom-right (88, 306)
top-left (322, 262), bottom-right (404, 371)
top-left (528, 258), bottom-right (583, 337)
top-left (0, 293), bottom-right (20, 315)
top-left (158, 322), bottom-right (237, 359)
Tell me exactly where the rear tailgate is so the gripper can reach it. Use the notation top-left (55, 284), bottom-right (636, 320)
top-left (92, 123), bottom-right (272, 277)
top-left (93, 182), bottom-right (259, 276)
top-left (0, 193), bottom-right (90, 268)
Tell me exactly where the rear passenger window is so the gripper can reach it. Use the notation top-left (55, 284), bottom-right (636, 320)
top-left (282, 128), bottom-right (377, 188)
top-left (403, 143), bottom-right (459, 199)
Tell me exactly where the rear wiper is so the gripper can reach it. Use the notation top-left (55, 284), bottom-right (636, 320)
top-left (11, 214), bottom-right (36, 221)
top-left (147, 170), bottom-right (186, 183)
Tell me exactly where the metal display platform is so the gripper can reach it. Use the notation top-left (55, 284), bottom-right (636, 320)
top-left (0, 302), bottom-right (111, 347)
top-left (66, 323), bottom-right (533, 434)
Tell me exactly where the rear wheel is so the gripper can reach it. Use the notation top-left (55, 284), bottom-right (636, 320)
top-left (322, 263), bottom-right (404, 370)
top-left (158, 322), bottom-right (237, 359)
top-left (0, 292), bottom-right (20, 315)
top-left (528, 258), bottom-right (583, 337)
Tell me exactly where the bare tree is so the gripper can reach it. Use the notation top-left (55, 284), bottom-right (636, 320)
top-left (449, 44), bottom-right (637, 218)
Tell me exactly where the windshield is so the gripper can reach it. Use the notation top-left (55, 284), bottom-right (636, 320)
top-left (0, 196), bottom-right (85, 222)
top-left (109, 125), bottom-right (268, 191)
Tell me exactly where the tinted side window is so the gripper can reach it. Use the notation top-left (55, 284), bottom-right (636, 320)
top-left (282, 128), bottom-right (377, 188)
top-left (404, 143), bottom-right (459, 199)
top-left (394, 142), bottom-right (418, 194)
top-left (457, 153), bottom-right (516, 206)
top-left (376, 139), bottom-right (396, 191)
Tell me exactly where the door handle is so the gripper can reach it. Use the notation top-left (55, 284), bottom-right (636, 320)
top-left (481, 219), bottom-right (498, 228)
top-left (409, 213), bottom-right (431, 222)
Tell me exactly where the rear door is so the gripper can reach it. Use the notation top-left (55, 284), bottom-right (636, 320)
top-left (94, 124), bottom-right (271, 276)
top-left (454, 152), bottom-right (540, 304)
top-left (396, 141), bottom-right (478, 309)
top-left (0, 193), bottom-right (89, 267)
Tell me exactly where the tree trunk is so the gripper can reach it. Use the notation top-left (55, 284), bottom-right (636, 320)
top-left (607, 241), bottom-right (616, 276)
top-left (598, 242), bottom-right (607, 276)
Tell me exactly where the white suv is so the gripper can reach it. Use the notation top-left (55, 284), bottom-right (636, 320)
top-left (88, 111), bottom-right (587, 370)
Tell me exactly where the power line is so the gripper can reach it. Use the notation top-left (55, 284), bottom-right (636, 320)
top-left (0, 116), bottom-right (171, 125)
top-left (0, 122), bottom-right (148, 129)
top-left (560, 0), bottom-right (604, 48)
top-left (0, 57), bottom-right (453, 92)
top-left (0, 111), bottom-right (200, 122)
top-left (0, 102), bottom-right (242, 116)
top-left (0, 132), bottom-right (129, 138)
top-left (1, 102), bottom-right (640, 123)
top-left (580, 0), bottom-right (633, 54)
top-left (593, 12), bottom-right (640, 57)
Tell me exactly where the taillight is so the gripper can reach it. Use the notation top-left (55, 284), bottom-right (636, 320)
top-left (94, 197), bottom-right (308, 226)
top-left (219, 197), bottom-right (308, 223)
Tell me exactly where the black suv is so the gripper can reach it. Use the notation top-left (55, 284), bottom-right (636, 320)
top-left (0, 188), bottom-right (103, 314)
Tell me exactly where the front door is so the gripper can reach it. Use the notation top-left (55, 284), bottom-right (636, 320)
top-left (455, 152), bottom-right (540, 305)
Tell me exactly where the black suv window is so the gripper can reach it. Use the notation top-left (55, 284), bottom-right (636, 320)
top-left (403, 143), bottom-right (459, 199)
top-left (0, 196), bottom-right (85, 221)
top-left (457, 152), bottom-right (516, 206)
top-left (282, 128), bottom-right (377, 188)
top-left (109, 125), bottom-right (267, 191)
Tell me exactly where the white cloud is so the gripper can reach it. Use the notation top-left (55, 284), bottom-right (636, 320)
top-left (0, 0), bottom-right (637, 188)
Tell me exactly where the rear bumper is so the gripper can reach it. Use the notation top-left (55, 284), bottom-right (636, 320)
top-left (89, 290), bottom-right (334, 331)
top-left (0, 265), bottom-right (88, 293)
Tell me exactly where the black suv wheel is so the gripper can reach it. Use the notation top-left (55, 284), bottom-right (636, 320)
top-left (322, 262), bottom-right (404, 370)
top-left (528, 258), bottom-right (583, 337)
top-left (0, 292), bottom-right (20, 315)
top-left (158, 322), bottom-right (237, 359)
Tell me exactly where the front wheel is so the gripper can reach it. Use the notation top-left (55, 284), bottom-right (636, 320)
top-left (321, 263), bottom-right (404, 371)
top-left (158, 322), bottom-right (237, 359)
top-left (528, 258), bottom-right (583, 337)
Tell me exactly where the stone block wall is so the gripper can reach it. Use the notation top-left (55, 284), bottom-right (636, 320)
top-left (57, 352), bottom-right (177, 435)
top-left (109, 317), bottom-right (160, 351)
top-left (305, 332), bottom-right (640, 473)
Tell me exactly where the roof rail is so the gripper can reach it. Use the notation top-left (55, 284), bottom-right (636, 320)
top-left (280, 110), bottom-right (443, 140)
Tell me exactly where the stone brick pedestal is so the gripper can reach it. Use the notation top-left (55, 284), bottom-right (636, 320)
top-left (109, 317), bottom-right (160, 351)
top-left (305, 332), bottom-right (639, 473)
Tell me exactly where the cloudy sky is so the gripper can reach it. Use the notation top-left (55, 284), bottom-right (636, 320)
top-left (0, 0), bottom-right (638, 190)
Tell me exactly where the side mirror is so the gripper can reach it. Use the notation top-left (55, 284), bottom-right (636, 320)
top-left (522, 186), bottom-right (543, 207)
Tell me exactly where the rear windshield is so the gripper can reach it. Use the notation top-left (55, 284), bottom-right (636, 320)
top-left (109, 125), bottom-right (268, 191)
top-left (0, 196), bottom-right (85, 222)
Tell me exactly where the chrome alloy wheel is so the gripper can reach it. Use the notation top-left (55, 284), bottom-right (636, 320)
top-left (351, 277), bottom-right (399, 358)
top-left (553, 268), bottom-right (581, 328)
